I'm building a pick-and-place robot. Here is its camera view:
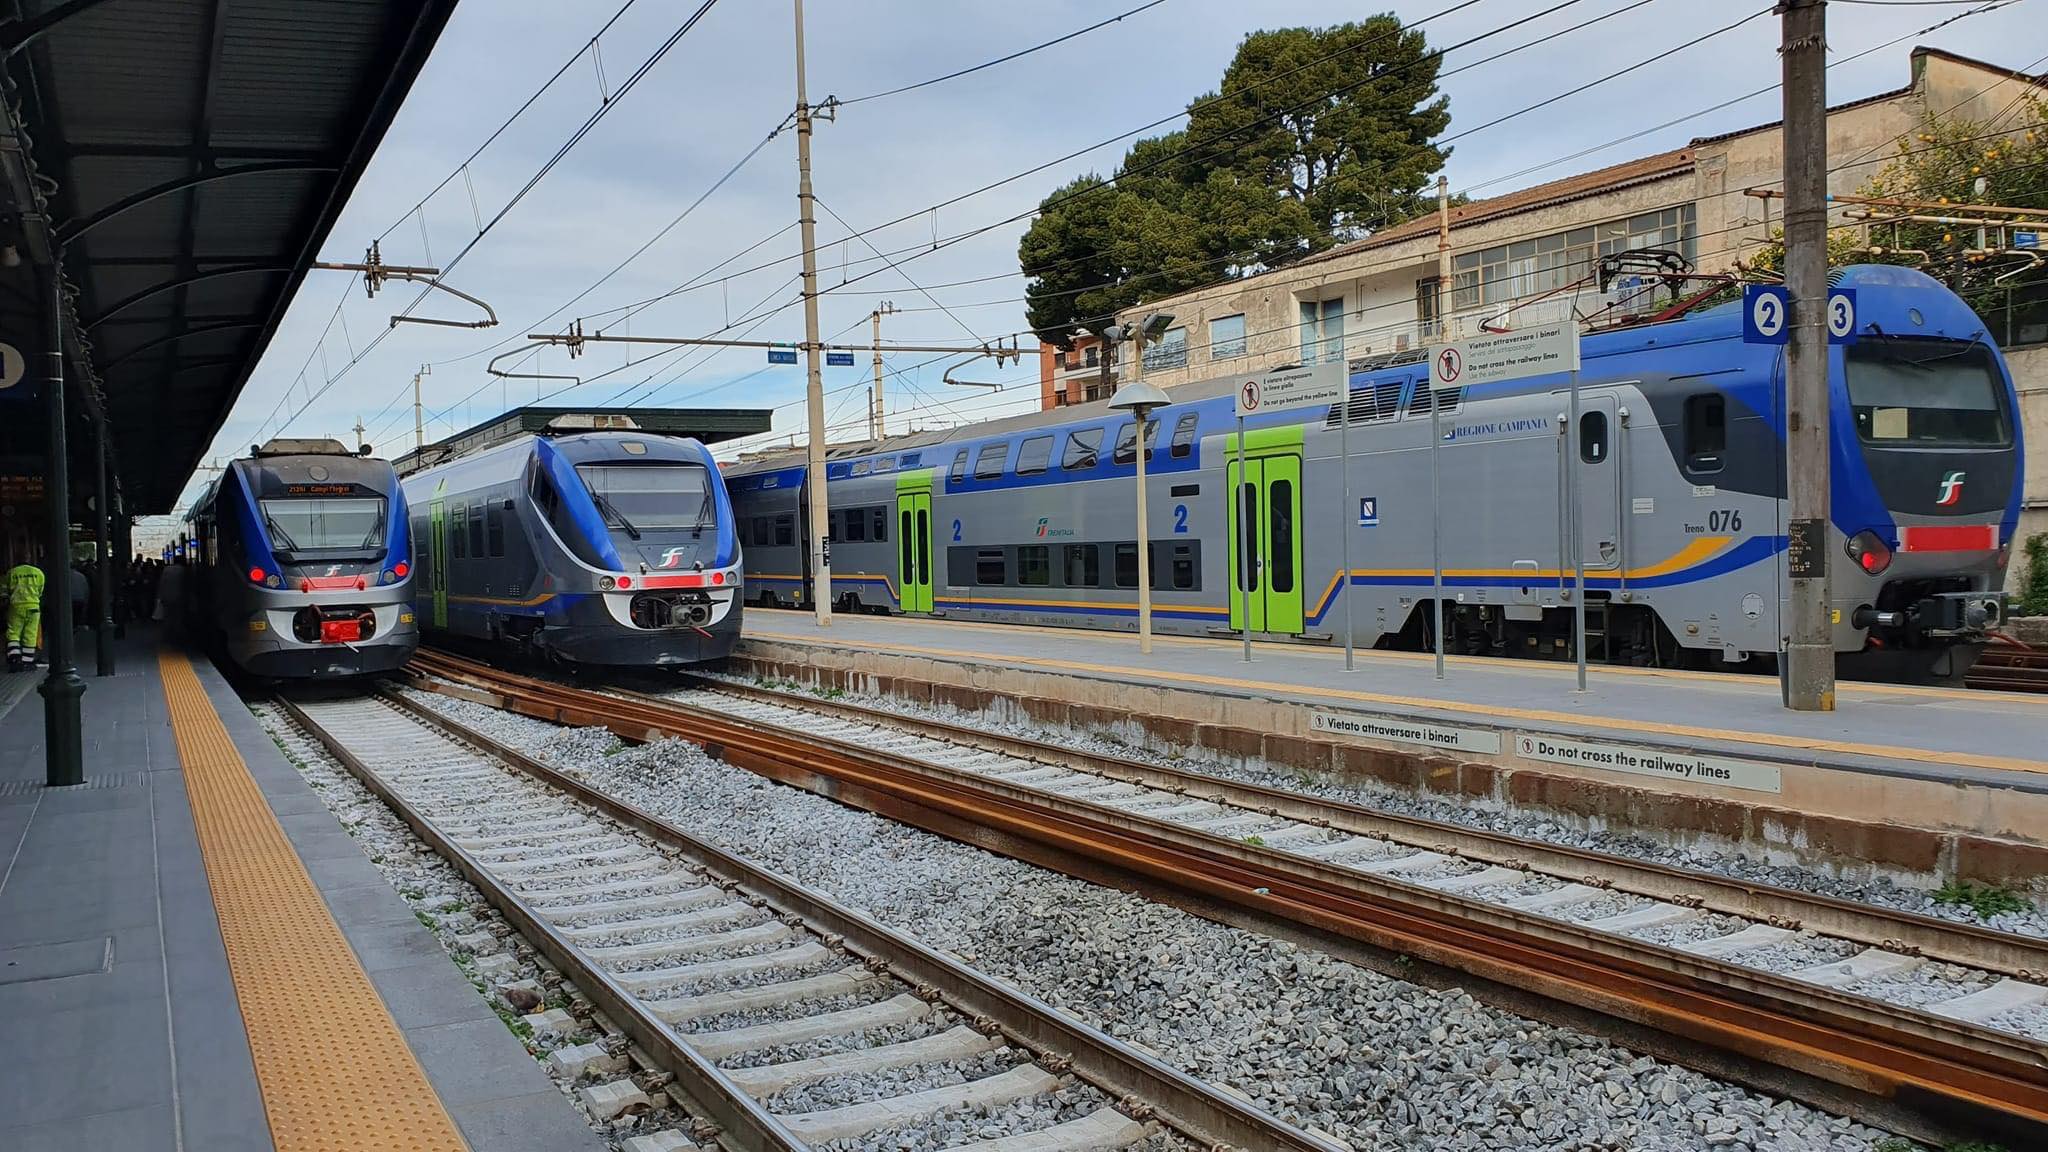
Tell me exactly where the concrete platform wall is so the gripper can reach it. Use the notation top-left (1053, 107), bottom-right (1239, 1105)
top-left (733, 640), bottom-right (2048, 894)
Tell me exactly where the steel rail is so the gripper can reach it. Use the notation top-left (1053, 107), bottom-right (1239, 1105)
top-left (273, 695), bottom-right (808, 1152)
top-left (307, 684), bottom-right (1341, 1152)
top-left (405, 650), bottom-right (2048, 1142)
top-left (671, 670), bottom-right (2048, 978)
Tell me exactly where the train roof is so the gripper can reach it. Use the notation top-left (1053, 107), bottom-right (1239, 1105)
top-left (395, 406), bottom-right (771, 476)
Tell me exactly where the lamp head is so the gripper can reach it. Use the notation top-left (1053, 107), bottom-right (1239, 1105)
top-left (1139, 311), bottom-right (1175, 339)
top-left (1107, 379), bottom-right (1170, 417)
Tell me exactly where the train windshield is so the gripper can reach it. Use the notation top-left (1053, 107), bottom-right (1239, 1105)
top-left (1846, 340), bottom-right (2009, 447)
top-left (259, 496), bottom-right (385, 554)
top-left (576, 464), bottom-right (713, 531)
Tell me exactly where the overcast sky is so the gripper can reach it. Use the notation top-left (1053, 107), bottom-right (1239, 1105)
top-left (155, 0), bottom-right (2039, 525)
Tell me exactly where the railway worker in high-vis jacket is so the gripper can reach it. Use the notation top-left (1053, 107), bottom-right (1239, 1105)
top-left (5, 560), bottom-right (44, 671)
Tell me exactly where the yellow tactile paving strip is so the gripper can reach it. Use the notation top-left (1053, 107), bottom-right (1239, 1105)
top-left (159, 652), bottom-right (470, 1152)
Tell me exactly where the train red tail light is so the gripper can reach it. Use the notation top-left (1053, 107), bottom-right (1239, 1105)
top-left (616, 576), bottom-right (632, 589)
top-left (1845, 530), bottom-right (1892, 576)
top-left (247, 566), bottom-right (266, 583)
top-left (710, 570), bottom-right (725, 585)
top-left (393, 561), bottom-right (409, 579)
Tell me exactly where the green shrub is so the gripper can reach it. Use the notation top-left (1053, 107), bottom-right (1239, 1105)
top-left (2017, 533), bottom-right (2048, 618)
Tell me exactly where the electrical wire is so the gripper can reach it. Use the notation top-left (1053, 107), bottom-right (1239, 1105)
top-left (837, 1), bottom-right (1171, 105)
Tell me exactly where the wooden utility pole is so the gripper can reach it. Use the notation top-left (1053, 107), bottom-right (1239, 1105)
top-left (1780, 0), bottom-right (1834, 711)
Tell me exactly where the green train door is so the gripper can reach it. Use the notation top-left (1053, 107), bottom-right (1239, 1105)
top-left (895, 472), bottom-right (934, 613)
top-left (429, 494), bottom-right (449, 628)
top-left (1226, 453), bottom-right (1304, 635)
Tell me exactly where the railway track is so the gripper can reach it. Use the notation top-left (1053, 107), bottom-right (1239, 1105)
top-left (1968, 646), bottom-right (2048, 694)
top-left (406, 647), bottom-right (2048, 1145)
top-left (276, 689), bottom-right (1335, 1152)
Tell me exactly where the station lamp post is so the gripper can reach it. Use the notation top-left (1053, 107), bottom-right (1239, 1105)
top-left (1108, 377), bottom-right (1170, 655)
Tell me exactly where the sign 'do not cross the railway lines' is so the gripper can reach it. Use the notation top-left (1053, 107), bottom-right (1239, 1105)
top-left (1428, 322), bottom-right (1581, 389)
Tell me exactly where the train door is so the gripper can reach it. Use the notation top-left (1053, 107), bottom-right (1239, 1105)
top-left (895, 481), bottom-right (934, 613)
top-left (1227, 450), bottom-right (1305, 635)
top-left (429, 492), bottom-right (448, 628)
top-left (1575, 394), bottom-right (1620, 570)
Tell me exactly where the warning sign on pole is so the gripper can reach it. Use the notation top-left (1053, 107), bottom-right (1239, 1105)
top-left (1429, 323), bottom-right (1580, 388)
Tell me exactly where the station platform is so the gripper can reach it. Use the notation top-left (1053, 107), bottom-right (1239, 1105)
top-left (738, 610), bottom-right (2048, 881)
top-left (0, 631), bottom-right (603, 1152)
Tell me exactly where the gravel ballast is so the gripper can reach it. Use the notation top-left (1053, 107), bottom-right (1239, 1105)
top-left (409, 688), bottom-right (1923, 1151)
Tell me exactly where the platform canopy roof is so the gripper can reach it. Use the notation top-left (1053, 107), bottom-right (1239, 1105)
top-left (0, 0), bottom-right (460, 514)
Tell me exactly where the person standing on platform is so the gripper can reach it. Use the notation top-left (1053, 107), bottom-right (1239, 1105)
top-left (5, 558), bottom-right (44, 671)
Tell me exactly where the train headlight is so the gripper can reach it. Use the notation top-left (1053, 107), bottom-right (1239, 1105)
top-left (599, 575), bottom-right (616, 591)
top-left (265, 574), bottom-right (282, 588)
top-left (1845, 530), bottom-right (1892, 576)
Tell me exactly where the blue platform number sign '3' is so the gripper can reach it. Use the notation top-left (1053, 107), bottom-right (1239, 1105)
top-left (1172, 504), bottom-right (1188, 533)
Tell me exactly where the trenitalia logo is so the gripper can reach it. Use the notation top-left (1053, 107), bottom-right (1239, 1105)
top-left (1936, 471), bottom-right (1966, 507)
top-left (657, 546), bottom-right (688, 569)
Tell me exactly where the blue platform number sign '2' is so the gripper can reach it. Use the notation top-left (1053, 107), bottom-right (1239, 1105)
top-left (1742, 284), bottom-right (1789, 344)
top-left (1172, 504), bottom-right (1188, 533)
top-left (951, 519), bottom-right (962, 542)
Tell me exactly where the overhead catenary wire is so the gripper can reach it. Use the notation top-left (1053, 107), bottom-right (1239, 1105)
top-left (836, 0), bottom-right (1171, 106)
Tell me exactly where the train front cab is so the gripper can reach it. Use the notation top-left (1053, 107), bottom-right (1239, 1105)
top-left (1824, 267), bottom-right (2018, 682)
top-left (208, 462), bottom-right (418, 678)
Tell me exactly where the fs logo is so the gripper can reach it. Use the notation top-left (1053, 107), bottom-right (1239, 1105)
top-left (1936, 471), bottom-right (1966, 507)
top-left (657, 546), bottom-right (689, 569)
top-left (1035, 517), bottom-right (1049, 538)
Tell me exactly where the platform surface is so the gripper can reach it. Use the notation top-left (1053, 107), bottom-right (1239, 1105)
top-left (742, 609), bottom-right (2048, 791)
top-left (0, 631), bottom-right (604, 1152)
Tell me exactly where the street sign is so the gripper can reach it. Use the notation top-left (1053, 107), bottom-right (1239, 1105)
top-left (1743, 284), bottom-right (1789, 344)
top-left (2016, 230), bottom-right (2039, 250)
top-left (1826, 287), bottom-right (1858, 345)
top-left (1744, 284), bottom-right (1858, 345)
top-left (767, 349), bottom-right (799, 365)
top-left (1429, 322), bottom-right (1580, 388)
top-left (825, 351), bottom-right (855, 367)
top-left (1235, 361), bottom-right (1345, 418)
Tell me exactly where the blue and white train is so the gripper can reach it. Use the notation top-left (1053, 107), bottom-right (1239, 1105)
top-left (726, 265), bottom-right (2019, 683)
top-left (400, 416), bottom-right (742, 666)
top-left (184, 438), bottom-right (419, 678)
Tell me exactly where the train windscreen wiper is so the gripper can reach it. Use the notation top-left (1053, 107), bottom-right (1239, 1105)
top-left (592, 493), bottom-right (642, 540)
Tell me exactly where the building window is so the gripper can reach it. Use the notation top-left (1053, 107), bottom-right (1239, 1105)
top-left (1063, 544), bottom-right (1099, 587)
top-left (975, 548), bottom-right (1006, 586)
top-left (1084, 345), bottom-right (1099, 368)
top-left (973, 443), bottom-right (1008, 480)
top-left (1141, 325), bottom-right (1187, 371)
top-left (1299, 297), bottom-right (1344, 363)
top-left (1056, 350), bottom-right (1071, 369)
top-left (1062, 427), bottom-right (1103, 470)
top-left (1210, 313), bottom-right (1246, 361)
top-left (1015, 435), bottom-right (1054, 476)
top-left (1017, 545), bottom-right (1050, 586)
top-left (1684, 393), bottom-right (1726, 473)
top-left (1451, 205), bottom-right (1697, 314)
top-left (1169, 412), bottom-right (1199, 459)
top-left (1416, 278), bottom-right (1441, 327)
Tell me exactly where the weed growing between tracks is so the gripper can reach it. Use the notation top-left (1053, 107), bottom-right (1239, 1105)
top-left (1932, 882), bottom-right (2034, 920)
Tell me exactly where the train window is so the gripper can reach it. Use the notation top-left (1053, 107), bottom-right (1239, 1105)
top-left (1017, 545), bottom-right (1050, 586)
top-left (871, 507), bottom-right (888, 541)
top-left (1061, 427), bottom-right (1102, 470)
top-left (975, 548), bottom-right (1007, 585)
top-left (900, 512), bottom-right (914, 576)
top-left (1169, 412), bottom-right (1199, 458)
top-left (1684, 394), bottom-right (1726, 473)
top-left (1113, 543), bottom-right (1139, 589)
top-left (468, 503), bottom-right (486, 558)
top-left (850, 460), bottom-right (871, 477)
top-left (754, 518), bottom-right (773, 547)
top-left (487, 507), bottom-right (505, 557)
top-left (1063, 544), bottom-right (1099, 587)
top-left (1579, 411), bottom-right (1608, 464)
top-left (452, 507), bottom-right (467, 559)
top-left (973, 443), bottom-right (1008, 480)
top-left (774, 516), bottom-right (794, 547)
top-left (1168, 542), bottom-right (1198, 590)
top-left (899, 452), bottom-right (921, 469)
top-left (1269, 481), bottom-right (1294, 593)
top-left (1015, 435), bottom-right (1054, 476)
top-left (1846, 341), bottom-right (2008, 445)
top-left (1111, 420), bottom-right (1158, 465)
top-left (872, 456), bottom-right (896, 474)
top-left (843, 508), bottom-right (866, 542)
top-left (1238, 482), bottom-right (1258, 593)
top-left (949, 449), bottom-right (969, 483)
